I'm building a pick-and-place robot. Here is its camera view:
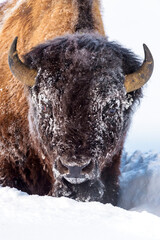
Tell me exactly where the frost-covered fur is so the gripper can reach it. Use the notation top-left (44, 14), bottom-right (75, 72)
top-left (23, 34), bottom-right (142, 204)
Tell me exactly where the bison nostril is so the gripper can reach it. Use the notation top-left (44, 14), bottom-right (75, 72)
top-left (81, 160), bottom-right (94, 174)
top-left (57, 160), bottom-right (69, 174)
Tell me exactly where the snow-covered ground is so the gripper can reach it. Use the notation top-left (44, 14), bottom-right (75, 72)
top-left (1, 151), bottom-right (160, 240)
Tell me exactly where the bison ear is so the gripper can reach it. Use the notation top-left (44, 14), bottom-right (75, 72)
top-left (8, 37), bottom-right (37, 87)
top-left (124, 44), bottom-right (154, 93)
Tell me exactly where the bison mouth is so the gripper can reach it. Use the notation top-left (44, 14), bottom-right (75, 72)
top-left (63, 175), bottom-right (89, 184)
top-left (53, 177), bottom-right (105, 202)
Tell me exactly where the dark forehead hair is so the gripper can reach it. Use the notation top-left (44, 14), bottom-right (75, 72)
top-left (24, 33), bottom-right (142, 101)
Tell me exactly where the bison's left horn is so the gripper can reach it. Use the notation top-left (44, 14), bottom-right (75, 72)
top-left (8, 37), bottom-right (37, 86)
top-left (124, 44), bottom-right (154, 93)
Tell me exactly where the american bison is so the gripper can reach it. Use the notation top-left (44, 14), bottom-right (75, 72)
top-left (0, 0), bottom-right (153, 205)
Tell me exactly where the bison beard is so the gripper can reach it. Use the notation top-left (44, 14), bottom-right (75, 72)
top-left (20, 33), bottom-right (142, 205)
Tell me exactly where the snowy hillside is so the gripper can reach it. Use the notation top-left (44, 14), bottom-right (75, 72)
top-left (1, 151), bottom-right (160, 240)
top-left (119, 151), bottom-right (160, 216)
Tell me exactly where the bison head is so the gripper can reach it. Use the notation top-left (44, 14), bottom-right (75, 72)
top-left (8, 34), bottom-right (153, 203)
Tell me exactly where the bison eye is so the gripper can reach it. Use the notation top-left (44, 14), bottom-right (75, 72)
top-left (108, 108), bottom-right (116, 115)
top-left (102, 106), bottom-right (117, 121)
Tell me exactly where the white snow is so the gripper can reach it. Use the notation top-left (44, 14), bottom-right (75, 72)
top-left (1, 151), bottom-right (160, 240)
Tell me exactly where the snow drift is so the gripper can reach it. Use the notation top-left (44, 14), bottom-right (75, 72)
top-left (119, 151), bottom-right (160, 216)
top-left (0, 151), bottom-right (160, 240)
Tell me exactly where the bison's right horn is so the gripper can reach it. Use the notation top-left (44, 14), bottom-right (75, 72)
top-left (8, 37), bottom-right (37, 86)
top-left (124, 44), bottom-right (154, 93)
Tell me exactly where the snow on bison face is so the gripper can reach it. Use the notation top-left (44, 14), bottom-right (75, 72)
top-left (8, 33), bottom-right (153, 203)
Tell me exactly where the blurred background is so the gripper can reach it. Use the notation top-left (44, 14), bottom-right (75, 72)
top-left (101, 0), bottom-right (160, 153)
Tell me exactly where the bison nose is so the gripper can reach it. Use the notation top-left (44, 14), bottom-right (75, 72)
top-left (58, 160), bottom-right (94, 184)
top-left (67, 165), bottom-right (84, 178)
